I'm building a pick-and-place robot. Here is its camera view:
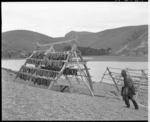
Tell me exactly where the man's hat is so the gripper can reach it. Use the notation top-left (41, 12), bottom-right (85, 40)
top-left (121, 70), bottom-right (127, 75)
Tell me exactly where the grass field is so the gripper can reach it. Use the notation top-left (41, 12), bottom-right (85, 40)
top-left (2, 68), bottom-right (148, 120)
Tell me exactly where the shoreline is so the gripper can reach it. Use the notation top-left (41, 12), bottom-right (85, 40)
top-left (2, 55), bottom-right (148, 62)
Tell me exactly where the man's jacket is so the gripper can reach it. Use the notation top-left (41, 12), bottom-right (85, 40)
top-left (121, 76), bottom-right (136, 99)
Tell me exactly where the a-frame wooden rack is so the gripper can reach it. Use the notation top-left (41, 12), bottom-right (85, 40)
top-left (14, 39), bottom-right (94, 97)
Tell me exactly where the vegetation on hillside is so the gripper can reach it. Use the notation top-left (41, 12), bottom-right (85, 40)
top-left (2, 49), bottom-right (32, 59)
top-left (63, 46), bottom-right (112, 56)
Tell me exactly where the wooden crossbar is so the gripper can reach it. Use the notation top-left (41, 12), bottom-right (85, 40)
top-left (27, 58), bottom-right (67, 63)
top-left (22, 65), bottom-right (60, 73)
top-left (127, 68), bottom-right (148, 71)
top-left (18, 72), bottom-right (55, 81)
top-left (36, 38), bottom-right (78, 47)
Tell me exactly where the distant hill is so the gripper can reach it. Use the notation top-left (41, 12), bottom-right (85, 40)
top-left (59, 25), bottom-right (148, 55)
top-left (2, 30), bottom-right (58, 58)
top-left (2, 30), bottom-right (56, 51)
top-left (2, 25), bottom-right (148, 58)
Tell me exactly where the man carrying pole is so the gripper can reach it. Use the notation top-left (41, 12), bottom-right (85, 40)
top-left (121, 70), bottom-right (139, 109)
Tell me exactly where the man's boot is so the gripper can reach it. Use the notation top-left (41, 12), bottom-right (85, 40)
top-left (124, 98), bottom-right (130, 108)
top-left (132, 100), bottom-right (139, 109)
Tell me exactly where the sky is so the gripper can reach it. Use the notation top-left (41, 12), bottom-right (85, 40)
top-left (2, 2), bottom-right (149, 37)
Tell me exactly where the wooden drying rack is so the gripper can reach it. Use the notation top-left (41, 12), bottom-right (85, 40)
top-left (14, 37), bottom-right (94, 97)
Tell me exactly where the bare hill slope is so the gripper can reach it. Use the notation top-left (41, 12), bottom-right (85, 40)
top-left (2, 25), bottom-right (148, 57)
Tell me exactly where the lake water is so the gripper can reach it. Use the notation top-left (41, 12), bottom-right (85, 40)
top-left (2, 59), bottom-right (148, 83)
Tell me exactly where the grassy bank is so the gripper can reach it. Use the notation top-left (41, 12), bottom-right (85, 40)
top-left (2, 68), bottom-right (148, 120)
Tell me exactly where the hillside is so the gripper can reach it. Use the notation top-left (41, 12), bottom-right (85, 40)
top-left (2, 30), bottom-right (56, 51)
top-left (2, 30), bottom-right (58, 58)
top-left (2, 25), bottom-right (148, 58)
top-left (60, 25), bottom-right (148, 55)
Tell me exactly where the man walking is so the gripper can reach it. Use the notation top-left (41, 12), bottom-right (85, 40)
top-left (121, 70), bottom-right (139, 109)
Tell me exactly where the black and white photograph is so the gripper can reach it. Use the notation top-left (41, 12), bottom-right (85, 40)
top-left (2, 2), bottom-right (148, 120)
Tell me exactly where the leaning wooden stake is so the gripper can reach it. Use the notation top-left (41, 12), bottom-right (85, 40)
top-left (45, 45), bottom-right (55, 55)
top-left (75, 75), bottom-right (81, 84)
top-left (107, 67), bottom-right (120, 92)
top-left (100, 69), bottom-right (108, 85)
top-left (74, 48), bottom-right (94, 97)
top-left (78, 53), bottom-right (94, 91)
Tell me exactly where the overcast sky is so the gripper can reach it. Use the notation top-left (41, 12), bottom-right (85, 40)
top-left (2, 2), bottom-right (149, 37)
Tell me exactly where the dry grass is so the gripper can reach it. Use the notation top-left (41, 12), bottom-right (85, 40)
top-left (2, 69), bottom-right (148, 120)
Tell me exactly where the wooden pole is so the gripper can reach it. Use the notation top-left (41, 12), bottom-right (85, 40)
top-left (45, 45), bottom-right (54, 55)
top-left (78, 53), bottom-right (94, 91)
top-left (100, 69), bottom-right (108, 85)
top-left (36, 39), bottom-right (78, 47)
top-left (74, 48), bottom-right (94, 97)
top-left (75, 75), bottom-right (81, 84)
top-left (64, 76), bottom-right (72, 86)
top-left (107, 67), bottom-right (120, 92)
